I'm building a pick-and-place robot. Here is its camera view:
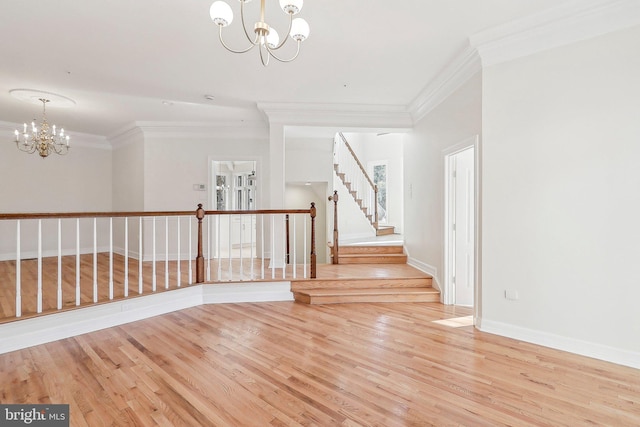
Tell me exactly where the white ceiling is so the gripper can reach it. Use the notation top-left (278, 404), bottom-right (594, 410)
top-left (0, 0), bottom-right (566, 137)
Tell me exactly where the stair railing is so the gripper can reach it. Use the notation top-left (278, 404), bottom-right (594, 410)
top-left (334, 133), bottom-right (378, 229)
top-left (0, 204), bottom-right (316, 321)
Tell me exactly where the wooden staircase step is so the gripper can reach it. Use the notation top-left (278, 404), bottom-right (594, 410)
top-left (376, 226), bottom-right (395, 236)
top-left (339, 253), bottom-right (407, 264)
top-left (292, 277), bottom-right (433, 291)
top-left (340, 245), bottom-right (404, 255)
top-left (293, 287), bottom-right (440, 304)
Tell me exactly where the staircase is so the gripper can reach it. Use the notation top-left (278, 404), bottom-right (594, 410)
top-left (292, 245), bottom-right (440, 304)
top-left (334, 133), bottom-right (395, 236)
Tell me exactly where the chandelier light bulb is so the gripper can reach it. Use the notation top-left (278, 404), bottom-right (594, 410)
top-left (279, 0), bottom-right (303, 15)
top-left (210, 1), bottom-right (234, 27)
top-left (266, 28), bottom-right (280, 48)
top-left (290, 18), bottom-right (310, 41)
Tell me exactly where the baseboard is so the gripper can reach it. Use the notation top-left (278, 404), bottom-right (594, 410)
top-left (407, 257), bottom-right (442, 292)
top-left (0, 283), bottom-right (294, 355)
top-left (0, 246), bottom-right (111, 262)
top-left (202, 282), bottom-right (294, 304)
top-left (479, 318), bottom-right (640, 370)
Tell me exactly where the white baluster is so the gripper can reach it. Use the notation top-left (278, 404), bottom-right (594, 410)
top-left (207, 216), bottom-right (211, 282)
top-left (109, 217), bottom-right (114, 300)
top-left (303, 215), bottom-right (307, 279)
top-left (76, 218), bottom-right (80, 306)
top-left (261, 215), bottom-right (265, 280)
top-left (93, 218), bottom-right (97, 303)
top-left (138, 217), bottom-right (143, 294)
top-left (176, 217), bottom-right (181, 288)
top-left (15, 220), bottom-right (21, 318)
top-left (124, 217), bottom-right (129, 297)
top-left (228, 215), bottom-right (233, 280)
top-left (188, 218), bottom-right (193, 285)
top-left (282, 215), bottom-right (286, 279)
top-left (152, 217), bottom-right (156, 292)
top-left (217, 215), bottom-right (222, 281)
top-left (240, 214), bottom-right (244, 280)
top-left (165, 216), bottom-right (169, 289)
top-left (292, 215), bottom-right (297, 279)
top-left (271, 215), bottom-right (275, 279)
top-left (57, 219), bottom-right (62, 310)
top-left (37, 219), bottom-right (42, 313)
top-left (250, 214), bottom-right (254, 280)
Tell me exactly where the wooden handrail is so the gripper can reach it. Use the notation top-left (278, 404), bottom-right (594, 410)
top-left (0, 211), bottom-right (195, 220)
top-left (0, 209), bottom-right (314, 220)
top-left (338, 132), bottom-right (379, 227)
top-left (339, 132), bottom-right (376, 189)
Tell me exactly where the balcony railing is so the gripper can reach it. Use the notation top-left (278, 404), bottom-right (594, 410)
top-left (0, 204), bottom-right (316, 321)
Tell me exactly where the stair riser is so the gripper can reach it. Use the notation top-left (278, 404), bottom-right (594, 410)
top-left (294, 293), bottom-right (440, 304)
top-left (339, 256), bottom-right (408, 264)
top-left (376, 228), bottom-right (395, 236)
top-left (292, 278), bottom-right (432, 291)
top-left (340, 246), bottom-right (404, 254)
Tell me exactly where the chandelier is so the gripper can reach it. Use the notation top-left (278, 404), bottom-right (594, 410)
top-left (13, 98), bottom-right (70, 158)
top-left (210, 0), bottom-right (310, 66)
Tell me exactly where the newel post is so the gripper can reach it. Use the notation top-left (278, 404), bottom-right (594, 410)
top-left (310, 202), bottom-right (317, 279)
top-left (195, 204), bottom-right (205, 283)
top-left (329, 190), bottom-right (339, 264)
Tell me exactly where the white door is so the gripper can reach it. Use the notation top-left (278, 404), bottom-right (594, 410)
top-left (452, 147), bottom-right (475, 306)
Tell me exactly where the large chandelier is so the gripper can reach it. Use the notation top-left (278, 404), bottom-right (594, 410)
top-left (13, 98), bottom-right (70, 158)
top-left (210, 0), bottom-right (310, 66)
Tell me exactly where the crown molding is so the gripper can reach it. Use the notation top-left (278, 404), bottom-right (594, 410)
top-left (0, 120), bottom-right (110, 150)
top-left (257, 102), bottom-right (413, 130)
top-left (108, 121), bottom-right (269, 142)
top-left (408, 47), bottom-right (481, 123)
top-left (470, 0), bottom-right (640, 67)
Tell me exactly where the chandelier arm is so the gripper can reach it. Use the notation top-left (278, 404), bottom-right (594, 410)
top-left (239, 0), bottom-right (258, 45)
top-left (16, 141), bottom-right (36, 154)
top-left (218, 25), bottom-right (257, 54)
top-left (266, 40), bottom-right (301, 63)
top-left (270, 13), bottom-right (293, 50)
top-left (259, 42), bottom-right (270, 66)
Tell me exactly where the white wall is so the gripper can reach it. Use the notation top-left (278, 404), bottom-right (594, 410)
top-left (112, 133), bottom-right (144, 212)
top-left (0, 128), bottom-right (113, 259)
top-left (481, 26), bottom-right (640, 359)
top-left (142, 136), bottom-right (268, 211)
top-left (403, 73), bottom-right (482, 284)
top-left (140, 133), bottom-right (269, 260)
top-left (285, 183), bottom-right (328, 264)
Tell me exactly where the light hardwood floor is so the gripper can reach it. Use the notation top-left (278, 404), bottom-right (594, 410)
top-left (1, 302), bottom-right (639, 426)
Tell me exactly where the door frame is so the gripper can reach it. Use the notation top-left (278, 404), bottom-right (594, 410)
top-left (443, 135), bottom-right (482, 324)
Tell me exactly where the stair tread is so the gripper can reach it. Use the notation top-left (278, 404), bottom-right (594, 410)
top-left (296, 287), bottom-right (438, 296)
top-left (340, 253), bottom-right (406, 258)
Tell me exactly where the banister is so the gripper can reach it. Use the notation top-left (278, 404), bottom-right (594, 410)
top-left (339, 132), bottom-right (376, 190)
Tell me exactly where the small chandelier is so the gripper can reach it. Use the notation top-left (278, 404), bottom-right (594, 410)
top-left (210, 0), bottom-right (310, 66)
top-left (14, 98), bottom-right (70, 158)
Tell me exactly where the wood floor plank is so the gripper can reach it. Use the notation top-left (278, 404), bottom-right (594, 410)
top-left (1, 302), bottom-right (639, 426)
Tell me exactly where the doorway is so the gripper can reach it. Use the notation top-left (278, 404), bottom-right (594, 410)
top-left (210, 160), bottom-right (258, 259)
top-left (445, 144), bottom-right (475, 307)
